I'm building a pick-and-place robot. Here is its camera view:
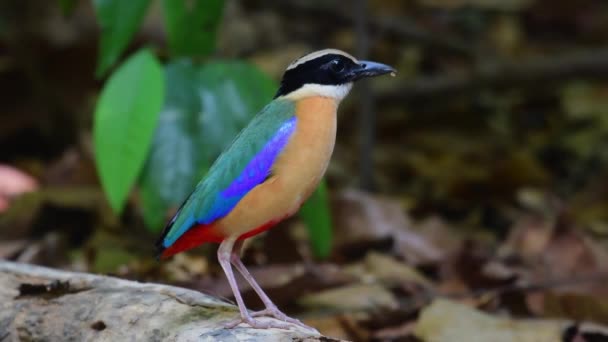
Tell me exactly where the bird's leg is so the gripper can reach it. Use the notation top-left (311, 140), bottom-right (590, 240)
top-left (218, 237), bottom-right (292, 330)
top-left (230, 240), bottom-right (315, 331)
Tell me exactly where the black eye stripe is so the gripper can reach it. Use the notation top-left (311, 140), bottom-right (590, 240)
top-left (275, 54), bottom-right (358, 98)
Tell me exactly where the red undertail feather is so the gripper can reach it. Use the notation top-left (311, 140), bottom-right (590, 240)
top-left (159, 220), bottom-right (280, 259)
top-left (237, 220), bottom-right (278, 240)
top-left (159, 223), bottom-right (224, 259)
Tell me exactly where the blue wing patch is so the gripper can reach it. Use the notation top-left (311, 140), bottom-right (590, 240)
top-left (161, 115), bottom-right (297, 248)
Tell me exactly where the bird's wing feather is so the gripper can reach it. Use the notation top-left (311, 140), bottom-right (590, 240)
top-left (156, 99), bottom-right (296, 249)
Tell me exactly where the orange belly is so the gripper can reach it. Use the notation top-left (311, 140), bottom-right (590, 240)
top-left (214, 96), bottom-right (338, 239)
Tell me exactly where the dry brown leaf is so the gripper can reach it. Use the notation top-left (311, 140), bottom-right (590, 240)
top-left (539, 292), bottom-right (608, 325)
top-left (298, 283), bottom-right (399, 312)
top-left (163, 253), bottom-right (209, 282)
top-left (415, 299), bottom-right (572, 342)
top-left (302, 316), bottom-right (351, 341)
top-left (531, 229), bottom-right (608, 296)
top-left (332, 189), bottom-right (443, 264)
top-left (344, 251), bottom-right (434, 289)
top-left (500, 214), bottom-right (554, 260)
top-left (372, 321), bottom-right (417, 341)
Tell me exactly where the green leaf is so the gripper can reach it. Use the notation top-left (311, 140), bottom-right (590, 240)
top-left (94, 49), bottom-right (164, 214)
top-left (162, 0), bottom-right (224, 58)
top-left (94, 0), bottom-right (152, 77)
top-left (139, 59), bottom-right (276, 231)
top-left (300, 180), bottom-right (333, 259)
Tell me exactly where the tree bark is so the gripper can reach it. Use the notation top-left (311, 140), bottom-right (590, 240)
top-left (0, 261), bottom-right (341, 342)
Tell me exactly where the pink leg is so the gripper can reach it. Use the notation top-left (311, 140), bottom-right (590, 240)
top-left (230, 240), bottom-right (316, 331)
top-left (218, 237), bottom-right (292, 330)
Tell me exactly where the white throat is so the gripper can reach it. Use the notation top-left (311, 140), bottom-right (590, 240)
top-left (280, 83), bottom-right (354, 102)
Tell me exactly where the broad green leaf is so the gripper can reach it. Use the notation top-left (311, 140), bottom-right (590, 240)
top-left (94, 49), bottom-right (164, 214)
top-left (139, 60), bottom-right (276, 231)
top-left (162, 0), bottom-right (224, 58)
top-left (94, 0), bottom-right (151, 77)
top-left (300, 181), bottom-right (333, 258)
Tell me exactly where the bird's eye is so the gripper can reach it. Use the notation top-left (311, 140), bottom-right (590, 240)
top-left (329, 59), bottom-right (345, 73)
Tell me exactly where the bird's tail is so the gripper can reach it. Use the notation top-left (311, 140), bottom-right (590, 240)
top-left (156, 222), bottom-right (224, 259)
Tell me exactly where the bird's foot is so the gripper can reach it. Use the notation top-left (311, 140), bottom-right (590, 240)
top-left (250, 307), bottom-right (316, 332)
top-left (224, 314), bottom-right (294, 330)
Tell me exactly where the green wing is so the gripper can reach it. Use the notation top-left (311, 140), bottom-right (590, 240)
top-left (157, 98), bottom-right (296, 248)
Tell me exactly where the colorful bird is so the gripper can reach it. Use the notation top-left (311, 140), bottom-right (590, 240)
top-left (156, 49), bottom-right (396, 330)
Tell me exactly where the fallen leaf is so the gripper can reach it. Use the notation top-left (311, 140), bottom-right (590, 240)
top-left (415, 299), bottom-right (570, 342)
top-left (332, 189), bottom-right (443, 264)
top-left (500, 213), bottom-right (554, 260)
top-left (302, 316), bottom-right (351, 341)
top-left (372, 321), bottom-right (417, 341)
top-left (535, 229), bottom-right (608, 294)
top-left (299, 283), bottom-right (399, 313)
top-left (541, 292), bottom-right (608, 325)
top-left (163, 253), bottom-right (209, 282)
top-left (344, 251), bottom-right (434, 289)
top-left (456, 240), bottom-right (518, 289)
top-left (414, 216), bottom-right (463, 259)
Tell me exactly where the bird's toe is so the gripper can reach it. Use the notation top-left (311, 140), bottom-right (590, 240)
top-left (224, 315), bottom-right (294, 330)
top-left (250, 308), bottom-right (316, 332)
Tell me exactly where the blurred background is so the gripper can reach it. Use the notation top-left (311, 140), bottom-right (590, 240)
top-left (1, 0), bottom-right (608, 340)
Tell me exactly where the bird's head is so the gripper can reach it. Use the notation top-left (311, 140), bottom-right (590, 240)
top-left (275, 49), bottom-right (396, 101)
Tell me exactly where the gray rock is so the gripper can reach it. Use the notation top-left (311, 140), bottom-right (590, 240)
top-left (0, 261), bottom-right (343, 342)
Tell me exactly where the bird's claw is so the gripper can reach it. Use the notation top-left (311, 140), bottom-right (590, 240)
top-left (250, 307), bottom-right (314, 331)
top-left (224, 307), bottom-right (317, 332)
top-left (224, 315), bottom-right (294, 330)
